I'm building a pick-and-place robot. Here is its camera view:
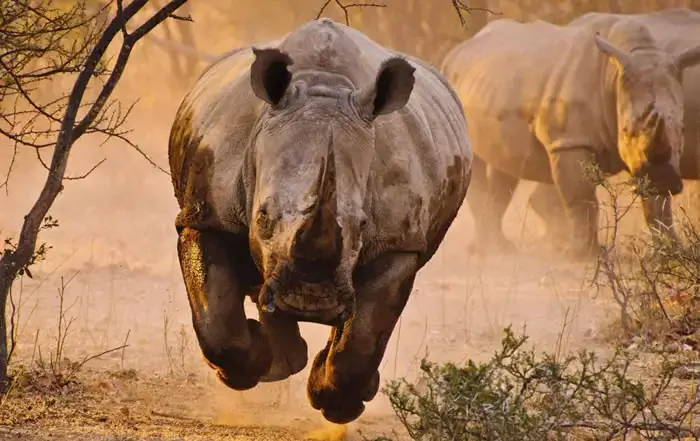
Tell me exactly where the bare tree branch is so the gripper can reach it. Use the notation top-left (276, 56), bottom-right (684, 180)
top-left (0, 0), bottom-right (191, 395)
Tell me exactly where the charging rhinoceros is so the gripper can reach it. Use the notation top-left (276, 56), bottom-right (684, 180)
top-left (167, 18), bottom-right (473, 424)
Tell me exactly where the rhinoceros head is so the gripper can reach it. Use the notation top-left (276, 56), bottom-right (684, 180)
top-left (246, 47), bottom-right (415, 325)
top-left (594, 30), bottom-right (700, 196)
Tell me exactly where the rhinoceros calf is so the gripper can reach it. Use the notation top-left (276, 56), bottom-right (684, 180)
top-left (167, 18), bottom-right (472, 424)
top-left (526, 9), bottom-right (700, 247)
top-left (440, 13), bottom-right (700, 259)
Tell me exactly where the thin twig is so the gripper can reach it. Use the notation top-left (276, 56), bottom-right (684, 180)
top-left (451, 0), bottom-right (501, 26)
top-left (316, 0), bottom-right (386, 25)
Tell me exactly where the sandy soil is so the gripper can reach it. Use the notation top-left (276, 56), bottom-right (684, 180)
top-left (0, 6), bottom-right (666, 439)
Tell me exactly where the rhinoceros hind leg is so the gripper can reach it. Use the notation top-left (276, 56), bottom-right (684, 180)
top-left (258, 312), bottom-right (308, 382)
top-left (177, 227), bottom-right (273, 391)
top-left (306, 252), bottom-right (418, 425)
top-left (466, 156), bottom-right (519, 254)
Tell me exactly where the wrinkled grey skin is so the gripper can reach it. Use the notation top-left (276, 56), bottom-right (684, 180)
top-left (168, 19), bottom-right (472, 424)
top-left (527, 9), bottom-right (700, 249)
top-left (441, 13), bottom-right (700, 259)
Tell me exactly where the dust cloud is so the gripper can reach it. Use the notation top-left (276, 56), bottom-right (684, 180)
top-left (0, 2), bottom-right (655, 439)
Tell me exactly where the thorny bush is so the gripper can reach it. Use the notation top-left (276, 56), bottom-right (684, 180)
top-left (583, 162), bottom-right (700, 350)
top-left (372, 327), bottom-right (700, 441)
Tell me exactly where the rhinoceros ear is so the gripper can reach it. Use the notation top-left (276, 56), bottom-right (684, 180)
top-left (250, 47), bottom-right (294, 106)
top-left (353, 57), bottom-right (416, 120)
top-left (675, 45), bottom-right (700, 70)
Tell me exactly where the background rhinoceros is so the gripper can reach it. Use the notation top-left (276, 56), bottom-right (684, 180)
top-left (525, 9), bottom-right (700, 247)
top-left (440, 12), bottom-right (700, 259)
top-left (167, 18), bottom-right (473, 424)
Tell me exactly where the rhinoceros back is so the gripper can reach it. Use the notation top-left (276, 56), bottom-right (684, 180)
top-left (441, 19), bottom-right (612, 181)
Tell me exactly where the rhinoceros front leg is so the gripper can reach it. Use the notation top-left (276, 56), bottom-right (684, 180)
top-left (466, 155), bottom-right (519, 255)
top-left (177, 227), bottom-right (272, 390)
top-left (258, 311), bottom-right (308, 382)
top-left (528, 182), bottom-right (570, 251)
top-left (549, 149), bottom-right (601, 260)
top-left (642, 194), bottom-right (681, 244)
top-left (306, 252), bottom-right (418, 424)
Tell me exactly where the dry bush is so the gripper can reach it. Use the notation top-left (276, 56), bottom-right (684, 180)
top-left (583, 162), bottom-right (700, 352)
top-left (371, 327), bottom-right (700, 441)
top-left (1, 272), bottom-right (128, 401)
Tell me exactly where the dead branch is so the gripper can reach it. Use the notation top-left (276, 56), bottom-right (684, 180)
top-left (451, 0), bottom-right (502, 25)
top-left (316, 0), bottom-right (387, 25)
top-left (86, 0), bottom-right (213, 79)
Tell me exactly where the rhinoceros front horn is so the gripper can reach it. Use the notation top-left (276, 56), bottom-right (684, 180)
top-left (290, 134), bottom-right (343, 281)
top-left (593, 33), bottom-right (632, 71)
top-left (649, 116), bottom-right (671, 164)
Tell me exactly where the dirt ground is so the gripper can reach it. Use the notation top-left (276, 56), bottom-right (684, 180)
top-left (0, 6), bottom-right (677, 440)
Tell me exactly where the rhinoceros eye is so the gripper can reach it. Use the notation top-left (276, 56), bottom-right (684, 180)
top-left (256, 202), bottom-right (275, 230)
top-left (256, 207), bottom-right (274, 240)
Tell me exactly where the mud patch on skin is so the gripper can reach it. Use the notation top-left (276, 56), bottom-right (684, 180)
top-left (169, 105), bottom-right (199, 204)
top-left (177, 228), bottom-right (209, 320)
top-left (174, 148), bottom-right (217, 231)
top-left (421, 155), bottom-right (469, 266)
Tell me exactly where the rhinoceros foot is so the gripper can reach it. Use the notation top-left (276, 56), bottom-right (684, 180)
top-left (564, 241), bottom-right (603, 262)
top-left (259, 334), bottom-right (308, 383)
top-left (306, 346), bottom-right (380, 424)
top-left (259, 348), bottom-right (308, 383)
top-left (466, 235), bottom-right (518, 256)
top-left (207, 318), bottom-right (273, 391)
top-left (216, 371), bottom-right (259, 391)
top-left (322, 402), bottom-right (365, 425)
top-left (531, 232), bottom-right (569, 255)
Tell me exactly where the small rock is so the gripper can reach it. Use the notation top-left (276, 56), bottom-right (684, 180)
top-left (674, 364), bottom-right (700, 380)
top-left (664, 342), bottom-right (680, 353)
top-left (632, 335), bottom-right (645, 344)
